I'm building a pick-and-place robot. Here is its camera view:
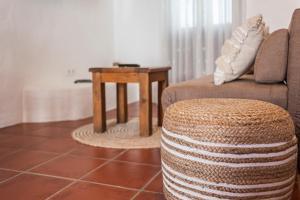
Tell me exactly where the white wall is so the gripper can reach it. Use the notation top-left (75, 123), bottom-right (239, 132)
top-left (113, 0), bottom-right (169, 103)
top-left (16, 0), bottom-right (125, 114)
top-left (0, 0), bottom-right (25, 127)
top-left (0, 0), bottom-right (167, 127)
top-left (246, 0), bottom-right (300, 31)
top-left (113, 0), bottom-right (168, 66)
top-left (1, 0), bottom-right (116, 127)
top-left (18, 0), bottom-right (114, 85)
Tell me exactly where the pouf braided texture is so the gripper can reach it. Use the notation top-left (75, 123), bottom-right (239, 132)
top-left (161, 99), bottom-right (298, 200)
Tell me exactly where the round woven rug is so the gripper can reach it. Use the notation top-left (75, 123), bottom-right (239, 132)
top-left (72, 118), bottom-right (161, 149)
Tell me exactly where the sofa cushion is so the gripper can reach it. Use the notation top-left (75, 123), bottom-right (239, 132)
top-left (287, 9), bottom-right (300, 136)
top-left (162, 75), bottom-right (288, 111)
top-left (254, 29), bottom-right (289, 83)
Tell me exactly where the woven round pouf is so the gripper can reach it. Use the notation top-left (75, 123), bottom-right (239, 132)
top-left (161, 99), bottom-right (298, 200)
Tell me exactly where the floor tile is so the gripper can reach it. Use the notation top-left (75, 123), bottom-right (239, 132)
top-left (0, 170), bottom-right (19, 182)
top-left (0, 134), bottom-right (12, 140)
top-left (0, 135), bottom-right (46, 148)
top-left (145, 172), bottom-right (163, 193)
top-left (0, 174), bottom-right (70, 200)
top-left (84, 161), bottom-right (160, 189)
top-left (134, 192), bottom-right (165, 200)
top-left (0, 147), bottom-right (17, 158)
top-left (29, 138), bottom-right (78, 153)
top-left (0, 124), bottom-right (45, 135)
top-left (51, 182), bottom-right (135, 200)
top-left (31, 155), bottom-right (105, 179)
top-left (27, 127), bottom-right (74, 138)
top-left (21, 122), bottom-right (55, 129)
top-left (115, 148), bottom-right (161, 165)
top-left (71, 146), bottom-right (124, 159)
top-left (49, 118), bottom-right (92, 129)
top-left (0, 150), bottom-right (58, 171)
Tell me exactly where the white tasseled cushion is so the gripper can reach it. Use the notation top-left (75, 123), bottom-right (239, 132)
top-left (214, 15), bottom-right (267, 85)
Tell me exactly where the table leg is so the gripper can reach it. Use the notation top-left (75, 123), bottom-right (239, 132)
top-left (116, 83), bottom-right (128, 123)
top-left (139, 74), bottom-right (152, 137)
top-left (92, 73), bottom-right (106, 133)
top-left (158, 79), bottom-right (168, 127)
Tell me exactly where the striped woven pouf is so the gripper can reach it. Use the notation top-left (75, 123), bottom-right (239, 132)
top-left (161, 99), bottom-right (298, 200)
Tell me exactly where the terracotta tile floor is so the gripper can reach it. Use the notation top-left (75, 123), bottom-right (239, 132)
top-left (0, 103), bottom-right (298, 200)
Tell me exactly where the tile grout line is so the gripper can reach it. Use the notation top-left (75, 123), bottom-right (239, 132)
top-left (0, 171), bottom-right (22, 185)
top-left (130, 170), bottom-right (162, 200)
top-left (0, 148), bottom-right (164, 198)
top-left (44, 181), bottom-right (76, 200)
top-left (22, 149), bottom-right (61, 156)
top-left (79, 149), bottom-right (129, 180)
top-left (27, 149), bottom-right (77, 171)
top-left (45, 149), bottom-right (129, 200)
top-left (0, 149), bottom-right (76, 185)
top-left (0, 169), bottom-right (77, 185)
top-left (0, 149), bottom-right (163, 184)
top-left (67, 153), bottom-right (161, 168)
top-left (108, 159), bottom-right (160, 168)
top-left (23, 171), bottom-right (76, 182)
top-left (0, 149), bottom-right (165, 196)
top-left (0, 167), bottom-right (148, 193)
top-left (78, 180), bottom-right (139, 192)
top-left (0, 150), bottom-right (163, 192)
top-left (130, 169), bottom-right (162, 200)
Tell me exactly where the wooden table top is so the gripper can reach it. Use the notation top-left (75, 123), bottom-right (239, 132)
top-left (89, 66), bottom-right (171, 73)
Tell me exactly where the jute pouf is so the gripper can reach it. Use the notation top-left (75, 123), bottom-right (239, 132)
top-left (161, 99), bottom-right (298, 200)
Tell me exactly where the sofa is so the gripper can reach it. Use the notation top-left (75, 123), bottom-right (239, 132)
top-left (162, 9), bottom-right (300, 142)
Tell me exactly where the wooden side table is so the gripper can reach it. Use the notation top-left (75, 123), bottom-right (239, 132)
top-left (89, 67), bottom-right (171, 137)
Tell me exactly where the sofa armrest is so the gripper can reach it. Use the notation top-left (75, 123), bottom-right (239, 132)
top-left (287, 9), bottom-right (300, 136)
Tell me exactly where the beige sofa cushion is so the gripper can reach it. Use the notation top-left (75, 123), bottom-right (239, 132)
top-left (254, 29), bottom-right (289, 83)
top-left (162, 75), bottom-right (288, 111)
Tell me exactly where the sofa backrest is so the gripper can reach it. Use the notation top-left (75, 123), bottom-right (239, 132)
top-left (287, 9), bottom-right (300, 136)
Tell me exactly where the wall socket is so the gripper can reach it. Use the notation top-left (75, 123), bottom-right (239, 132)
top-left (66, 69), bottom-right (76, 77)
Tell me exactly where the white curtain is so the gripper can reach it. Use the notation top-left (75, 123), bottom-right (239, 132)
top-left (165, 0), bottom-right (246, 83)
